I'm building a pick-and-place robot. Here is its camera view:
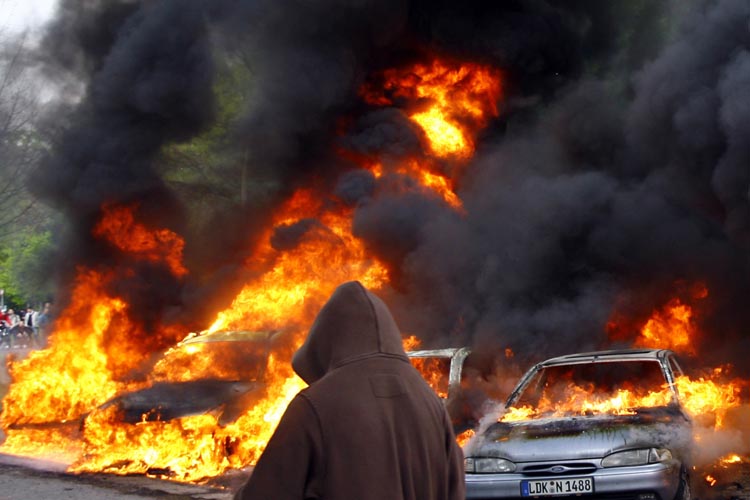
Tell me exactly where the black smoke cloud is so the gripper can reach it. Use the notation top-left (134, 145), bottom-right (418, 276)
top-left (374, 0), bottom-right (750, 374)
top-left (341, 109), bottom-right (424, 161)
top-left (30, 0), bottom-right (750, 373)
top-left (31, 0), bottom-right (217, 333)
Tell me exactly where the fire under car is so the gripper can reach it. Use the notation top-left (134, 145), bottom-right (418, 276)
top-left (464, 348), bottom-right (694, 500)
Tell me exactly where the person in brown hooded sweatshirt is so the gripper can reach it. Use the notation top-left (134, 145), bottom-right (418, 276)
top-left (233, 281), bottom-right (465, 500)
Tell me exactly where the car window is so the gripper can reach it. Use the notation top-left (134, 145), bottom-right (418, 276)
top-left (151, 331), bottom-right (271, 383)
top-left (509, 360), bottom-right (672, 418)
top-left (409, 356), bottom-right (451, 398)
top-left (669, 356), bottom-right (684, 378)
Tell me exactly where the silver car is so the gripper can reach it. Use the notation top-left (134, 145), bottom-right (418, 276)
top-left (465, 349), bottom-right (693, 500)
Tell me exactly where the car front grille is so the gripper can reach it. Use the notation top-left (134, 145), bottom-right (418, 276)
top-left (520, 462), bottom-right (599, 477)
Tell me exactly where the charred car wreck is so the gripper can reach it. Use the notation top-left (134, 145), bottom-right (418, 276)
top-left (92, 330), bottom-right (274, 426)
top-left (464, 349), bottom-right (693, 500)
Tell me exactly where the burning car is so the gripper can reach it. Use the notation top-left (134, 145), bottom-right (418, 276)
top-left (407, 348), bottom-right (470, 400)
top-left (464, 348), bottom-right (694, 500)
top-left (93, 329), bottom-right (276, 426)
top-left (40, 328), bottom-right (296, 481)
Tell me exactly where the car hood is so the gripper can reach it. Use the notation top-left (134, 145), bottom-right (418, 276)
top-left (470, 407), bottom-right (691, 462)
top-left (95, 379), bottom-right (262, 426)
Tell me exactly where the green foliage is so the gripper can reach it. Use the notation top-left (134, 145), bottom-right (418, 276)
top-left (575, 0), bottom-right (681, 81)
top-left (160, 57), bottom-right (252, 184)
top-left (0, 230), bottom-right (56, 308)
top-left (157, 55), bottom-right (254, 232)
top-left (0, 32), bottom-right (61, 308)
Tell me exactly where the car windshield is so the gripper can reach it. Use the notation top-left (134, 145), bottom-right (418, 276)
top-left (150, 330), bottom-right (271, 383)
top-left (505, 360), bottom-right (673, 421)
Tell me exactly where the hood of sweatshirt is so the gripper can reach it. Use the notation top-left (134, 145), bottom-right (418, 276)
top-left (292, 281), bottom-right (406, 384)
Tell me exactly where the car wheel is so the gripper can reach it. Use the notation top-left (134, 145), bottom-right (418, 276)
top-left (674, 467), bottom-right (692, 500)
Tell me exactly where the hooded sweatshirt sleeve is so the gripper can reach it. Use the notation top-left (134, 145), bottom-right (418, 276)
top-left (234, 393), bottom-right (324, 500)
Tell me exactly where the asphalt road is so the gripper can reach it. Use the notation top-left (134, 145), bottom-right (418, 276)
top-left (4, 458), bottom-right (750, 500)
top-left (0, 455), bottom-right (240, 500)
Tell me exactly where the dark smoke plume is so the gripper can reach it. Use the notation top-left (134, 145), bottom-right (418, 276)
top-left (375, 0), bottom-right (750, 376)
top-left (32, 0), bottom-right (217, 336)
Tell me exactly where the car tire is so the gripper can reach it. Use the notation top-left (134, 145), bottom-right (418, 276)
top-left (674, 467), bottom-right (692, 500)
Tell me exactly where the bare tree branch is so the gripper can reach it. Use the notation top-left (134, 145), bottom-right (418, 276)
top-left (0, 29), bottom-right (48, 236)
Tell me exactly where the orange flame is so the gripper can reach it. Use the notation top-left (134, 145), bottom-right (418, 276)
top-left (363, 58), bottom-right (502, 159)
top-left (675, 374), bottom-right (742, 429)
top-left (1, 205), bottom-right (194, 462)
top-left (2, 270), bottom-right (139, 428)
top-left (402, 334), bottom-right (422, 351)
top-left (93, 203), bottom-right (188, 277)
top-left (500, 374), bottom-right (743, 428)
top-left (635, 297), bottom-right (697, 355)
top-left (409, 357), bottom-right (451, 399)
top-left (66, 188), bottom-right (391, 481)
top-left (208, 188), bottom-right (389, 334)
top-left (456, 429), bottom-right (475, 447)
top-left (402, 336), bottom-right (451, 399)
top-left (501, 385), bottom-right (674, 423)
top-left (359, 58), bottom-right (503, 211)
top-left (505, 286), bottom-right (747, 433)
top-left (720, 454), bottom-right (743, 464)
top-left (367, 159), bottom-right (465, 212)
top-left (630, 287), bottom-right (746, 429)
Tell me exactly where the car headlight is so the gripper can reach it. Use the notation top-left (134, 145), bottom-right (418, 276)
top-left (465, 457), bottom-right (516, 473)
top-left (601, 448), bottom-right (673, 468)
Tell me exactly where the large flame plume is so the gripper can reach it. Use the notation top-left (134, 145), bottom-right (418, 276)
top-left (0, 55), bottom-right (502, 482)
top-left (362, 58), bottom-right (502, 159)
top-left (359, 58), bottom-right (503, 212)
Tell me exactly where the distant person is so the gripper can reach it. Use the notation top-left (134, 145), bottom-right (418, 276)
top-left (0, 309), bottom-right (10, 348)
top-left (4, 309), bottom-right (22, 348)
top-left (233, 281), bottom-right (465, 500)
top-left (5, 309), bottom-right (20, 327)
top-left (24, 307), bottom-right (34, 327)
top-left (24, 307), bottom-right (39, 346)
top-left (34, 302), bottom-right (53, 347)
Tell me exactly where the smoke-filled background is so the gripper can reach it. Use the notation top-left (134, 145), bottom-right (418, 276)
top-left (26, 0), bottom-right (750, 375)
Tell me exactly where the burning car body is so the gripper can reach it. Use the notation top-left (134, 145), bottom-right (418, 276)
top-left (93, 330), bottom-right (275, 427)
top-left (464, 349), bottom-right (694, 500)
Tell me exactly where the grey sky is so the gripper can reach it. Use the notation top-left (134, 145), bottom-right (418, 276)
top-left (1, 0), bottom-right (58, 34)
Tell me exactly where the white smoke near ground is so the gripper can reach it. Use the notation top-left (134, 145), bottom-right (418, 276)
top-left (693, 405), bottom-right (750, 466)
top-left (461, 401), bottom-right (507, 456)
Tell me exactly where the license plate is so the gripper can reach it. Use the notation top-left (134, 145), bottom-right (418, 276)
top-left (521, 477), bottom-right (594, 497)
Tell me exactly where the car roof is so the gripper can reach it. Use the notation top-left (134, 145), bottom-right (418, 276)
top-left (179, 329), bottom-right (277, 345)
top-left (538, 348), bottom-right (674, 367)
top-left (406, 347), bottom-right (468, 358)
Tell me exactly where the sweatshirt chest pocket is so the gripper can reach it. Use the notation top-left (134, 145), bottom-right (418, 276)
top-left (369, 374), bottom-right (406, 398)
